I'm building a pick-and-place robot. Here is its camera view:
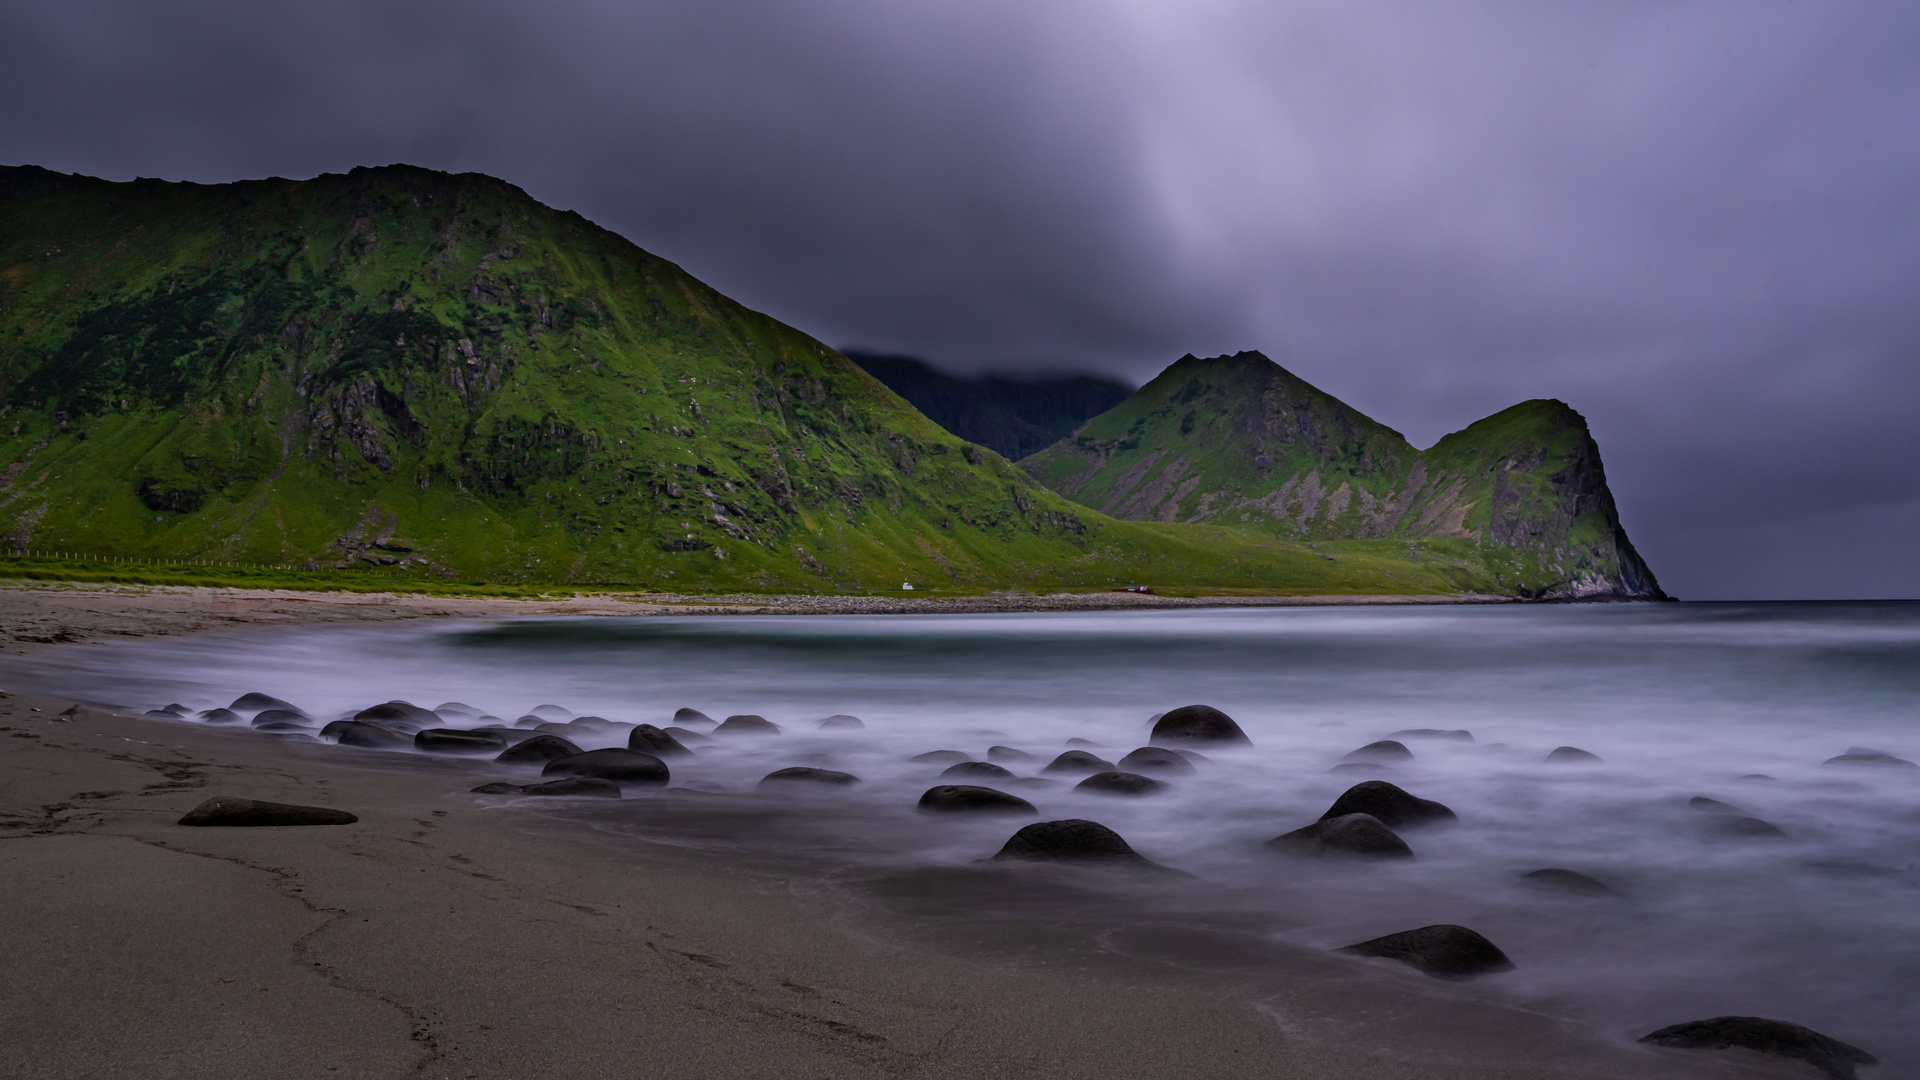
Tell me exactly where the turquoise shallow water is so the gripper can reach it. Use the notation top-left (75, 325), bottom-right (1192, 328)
top-left (18, 601), bottom-right (1920, 1070)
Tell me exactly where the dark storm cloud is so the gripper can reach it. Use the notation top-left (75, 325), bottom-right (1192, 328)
top-left (3, 0), bottom-right (1917, 598)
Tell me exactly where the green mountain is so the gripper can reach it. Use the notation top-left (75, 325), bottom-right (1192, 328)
top-left (1021, 351), bottom-right (1664, 599)
top-left (0, 165), bottom-right (1561, 596)
top-left (844, 351), bottom-right (1133, 461)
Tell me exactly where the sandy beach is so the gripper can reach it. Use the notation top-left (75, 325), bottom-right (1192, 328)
top-left (0, 587), bottom-right (1810, 1080)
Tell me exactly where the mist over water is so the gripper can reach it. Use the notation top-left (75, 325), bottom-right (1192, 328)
top-left (20, 602), bottom-right (1920, 1069)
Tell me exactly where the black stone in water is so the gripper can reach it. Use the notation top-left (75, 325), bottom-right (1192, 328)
top-left (1064, 737), bottom-right (1103, 747)
top-left (911, 750), bottom-right (971, 764)
top-left (251, 708), bottom-right (310, 726)
top-left (1148, 704), bottom-right (1251, 747)
top-left (521, 777), bottom-right (623, 798)
top-left (1640, 1016), bottom-right (1878, 1080)
top-left (1520, 868), bottom-right (1614, 895)
top-left (1821, 748), bottom-right (1918, 768)
top-left (320, 720), bottom-right (413, 750)
top-left (1390, 728), bottom-right (1474, 741)
top-left (178, 797), bottom-right (357, 827)
top-left (1041, 750), bottom-right (1115, 775)
top-left (941, 760), bottom-right (1015, 780)
top-left (672, 707), bottom-right (716, 730)
top-left (542, 748), bottom-right (670, 786)
top-left (1343, 740), bottom-right (1413, 762)
top-left (1338, 924), bottom-right (1514, 980)
top-left (715, 714), bottom-right (782, 735)
top-left (1116, 747), bottom-right (1195, 775)
top-left (629, 724), bottom-right (692, 757)
top-left (1545, 745), bottom-right (1603, 763)
top-left (758, 767), bottom-right (860, 788)
top-left (496, 734), bottom-right (582, 764)
top-left (230, 692), bottom-right (298, 714)
top-left (1074, 771), bottom-right (1168, 797)
top-left (198, 708), bottom-right (242, 725)
top-left (818, 714), bottom-right (865, 730)
top-left (353, 701), bottom-right (439, 730)
top-left (987, 745), bottom-right (1036, 763)
top-left (993, 819), bottom-right (1151, 864)
top-left (415, 728), bottom-right (508, 754)
top-left (1321, 780), bottom-right (1456, 829)
top-left (471, 782), bottom-right (524, 794)
top-left (918, 785), bottom-right (1036, 814)
top-left (1268, 813), bottom-right (1413, 858)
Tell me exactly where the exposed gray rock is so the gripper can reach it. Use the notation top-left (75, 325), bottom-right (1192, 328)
top-left (715, 714), bottom-right (782, 736)
top-left (1343, 740), bottom-right (1413, 762)
top-left (629, 724), bottom-right (693, 757)
top-left (759, 767), bottom-right (860, 788)
top-left (1640, 1016), bottom-right (1877, 1080)
top-left (1074, 771), bottom-right (1168, 797)
top-left (1149, 704), bottom-right (1251, 747)
top-left (1338, 924), bottom-right (1514, 980)
top-left (1520, 868), bottom-right (1614, 895)
top-left (1545, 746), bottom-right (1603, 763)
top-left (987, 745), bottom-right (1036, 763)
top-left (1041, 750), bottom-right (1116, 775)
top-left (942, 760), bottom-right (1016, 780)
top-left (1268, 813), bottom-right (1414, 858)
top-left (542, 748), bottom-right (670, 787)
top-left (1116, 747), bottom-right (1196, 775)
top-left (918, 785), bottom-right (1037, 814)
top-left (1321, 781), bottom-right (1456, 829)
top-left (178, 797), bottom-right (357, 827)
top-left (818, 714), bottom-right (865, 730)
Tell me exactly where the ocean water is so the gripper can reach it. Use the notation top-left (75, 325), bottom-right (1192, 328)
top-left (18, 601), bottom-right (1920, 1071)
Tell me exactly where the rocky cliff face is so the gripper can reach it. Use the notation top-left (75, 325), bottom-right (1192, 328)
top-left (1022, 352), bottom-right (1665, 599)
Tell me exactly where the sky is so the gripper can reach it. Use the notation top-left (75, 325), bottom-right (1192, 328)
top-left (3, 0), bottom-right (1918, 600)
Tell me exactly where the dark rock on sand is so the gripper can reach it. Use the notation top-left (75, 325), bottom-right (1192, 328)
top-left (1640, 1016), bottom-right (1878, 1080)
top-left (942, 760), bottom-right (1016, 780)
top-left (1520, 868), bottom-right (1614, 895)
top-left (663, 726), bottom-right (712, 744)
top-left (415, 728), bottom-right (509, 754)
top-left (320, 720), bottom-right (414, 750)
top-left (1392, 728), bottom-right (1474, 742)
top-left (542, 748), bottom-right (670, 786)
top-left (178, 797), bottom-right (357, 827)
top-left (495, 734), bottom-right (583, 765)
top-left (672, 707), bottom-right (717, 730)
top-left (1149, 704), bottom-right (1252, 747)
top-left (144, 709), bottom-right (181, 719)
top-left (1344, 740), bottom-right (1413, 763)
top-left (911, 750), bottom-right (972, 764)
top-left (1042, 750), bottom-right (1116, 775)
top-left (1822, 747), bottom-right (1918, 769)
top-left (198, 708), bottom-right (243, 725)
top-left (1322, 781), bottom-right (1456, 829)
top-left (1117, 747), bottom-right (1196, 775)
top-left (1545, 746), bottom-right (1603, 763)
top-left (988, 745), bottom-right (1036, 763)
top-left (1338, 924), bottom-right (1514, 980)
top-left (1268, 813), bottom-right (1414, 859)
top-left (715, 714), bottom-right (782, 736)
top-left (629, 724), bottom-right (693, 757)
top-left (918, 785), bottom-right (1037, 814)
top-left (1075, 771), bottom-right (1168, 797)
top-left (522, 777), bottom-right (623, 798)
top-left (251, 709), bottom-right (310, 727)
top-left (354, 701), bottom-right (440, 730)
top-left (231, 693), bottom-right (299, 714)
top-left (993, 819), bottom-right (1155, 865)
top-left (818, 714), bottom-right (865, 730)
top-left (759, 767), bottom-right (861, 788)
top-left (1064, 737), bottom-right (1104, 747)
top-left (470, 782), bottom-right (524, 794)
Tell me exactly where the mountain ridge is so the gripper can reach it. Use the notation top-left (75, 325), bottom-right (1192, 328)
top-left (844, 351), bottom-right (1131, 462)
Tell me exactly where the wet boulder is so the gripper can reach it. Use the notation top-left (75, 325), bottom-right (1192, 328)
top-left (178, 797), bottom-right (357, 827)
top-left (521, 777), bottom-right (623, 798)
top-left (471, 726), bottom-right (540, 744)
top-left (1149, 705), bottom-right (1252, 747)
top-left (1391, 728), bottom-right (1474, 742)
top-left (470, 782), bottom-right (524, 794)
top-left (663, 725), bottom-right (712, 744)
top-left (434, 702), bottom-right (480, 717)
top-left (512, 714), bottom-right (546, 729)
top-left (143, 706), bottom-right (185, 719)
top-left (1064, 737), bottom-right (1104, 748)
top-left (988, 745), bottom-right (1036, 763)
top-left (320, 720), bottom-right (414, 750)
top-left (818, 714), bottom-right (865, 730)
top-left (992, 819), bottom-right (1163, 868)
top-left (1343, 740), bottom-right (1413, 763)
top-left (1116, 747), bottom-right (1196, 775)
top-left (1640, 1016), bottom-right (1877, 1080)
top-left (1337, 924), bottom-right (1514, 980)
top-left (354, 701), bottom-right (439, 731)
top-left (542, 748), bottom-right (670, 787)
top-left (918, 785), bottom-right (1037, 814)
top-left (1074, 771), bottom-right (1168, 797)
top-left (197, 708), bottom-right (243, 725)
top-left (758, 767), bottom-right (861, 788)
top-left (1041, 750), bottom-right (1116, 775)
top-left (230, 693), bottom-right (299, 714)
top-left (942, 760), bottom-right (1016, 780)
top-left (1520, 868), bottom-right (1614, 895)
top-left (1545, 746), bottom-right (1603, 763)
top-left (1688, 796), bottom-right (1786, 838)
top-left (530, 704), bottom-right (573, 719)
top-left (254, 722), bottom-right (314, 733)
top-left (251, 709), bottom-right (311, 728)
top-left (628, 724), bottom-right (693, 757)
top-left (1822, 747), bottom-right (1918, 769)
top-left (1268, 813), bottom-right (1414, 858)
top-left (415, 728), bottom-right (509, 755)
top-left (715, 714), bottom-right (782, 736)
top-left (911, 750), bottom-right (972, 764)
top-left (672, 707), bottom-right (717, 730)
top-left (1321, 781), bottom-right (1456, 829)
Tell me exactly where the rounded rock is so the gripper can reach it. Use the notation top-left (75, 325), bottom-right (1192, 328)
top-left (1343, 740), bottom-right (1413, 763)
top-left (320, 720), bottom-right (414, 750)
top-left (1337, 924), bottom-right (1514, 980)
top-left (1545, 746), bottom-right (1603, 764)
top-left (354, 701), bottom-right (439, 730)
top-left (629, 724), bottom-right (692, 757)
top-left (1520, 868), bottom-right (1614, 896)
top-left (415, 728), bottom-right (508, 754)
top-left (911, 750), bottom-right (972, 764)
top-left (542, 748), bottom-right (670, 787)
top-left (1640, 1017), bottom-right (1876, 1080)
top-left (1268, 813), bottom-right (1414, 858)
top-left (1321, 781), bottom-right (1456, 829)
top-left (1391, 728), bottom-right (1474, 742)
top-left (759, 767), bottom-right (860, 788)
top-left (715, 714), bottom-right (782, 736)
top-left (987, 745), bottom-right (1036, 763)
top-left (672, 707), bottom-right (717, 730)
top-left (1041, 750), bottom-right (1115, 775)
top-left (918, 785), bottom-right (1037, 814)
top-left (818, 714), bottom-right (865, 730)
top-left (1821, 748), bottom-right (1918, 769)
top-left (1149, 705), bottom-right (1251, 747)
top-left (1074, 771), bottom-right (1168, 797)
top-left (178, 797), bottom-right (357, 827)
top-left (1116, 747), bottom-right (1195, 775)
top-left (993, 819), bottom-right (1155, 865)
top-left (230, 692), bottom-right (299, 715)
top-left (198, 708), bottom-right (243, 725)
top-left (941, 760), bottom-right (1015, 780)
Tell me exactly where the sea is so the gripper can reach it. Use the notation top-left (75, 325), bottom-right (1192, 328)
top-left (15, 601), bottom-right (1919, 1072)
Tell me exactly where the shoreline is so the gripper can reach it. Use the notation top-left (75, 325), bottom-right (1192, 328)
top-left (0, 690), bottom-right (1786, 1080)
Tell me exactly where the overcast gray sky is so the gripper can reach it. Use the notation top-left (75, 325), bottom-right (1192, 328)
top-left (4, 0), bottom-right (1917, 600)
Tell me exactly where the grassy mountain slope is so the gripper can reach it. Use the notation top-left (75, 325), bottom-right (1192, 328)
top-left (0, 165), bottom-right (1519, 595)
top-left (1022, 351), bottom-right (1665, 599)
top-left (845, 351), bottom-right (1133, 461)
